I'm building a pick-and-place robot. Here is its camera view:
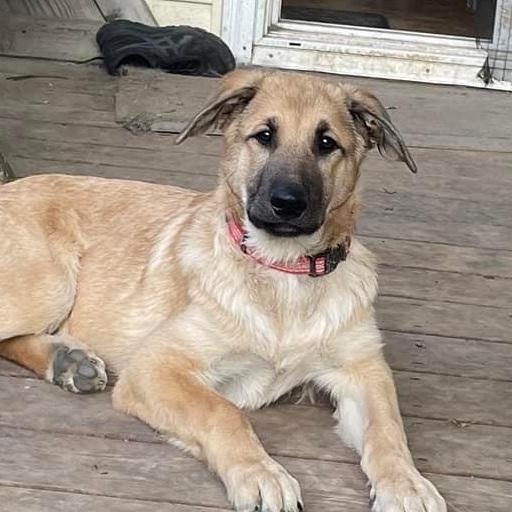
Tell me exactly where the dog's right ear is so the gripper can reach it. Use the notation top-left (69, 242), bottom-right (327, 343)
top-left (176, 69), bottom-right (265, 144)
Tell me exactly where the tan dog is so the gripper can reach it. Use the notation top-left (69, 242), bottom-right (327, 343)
top-left (0, 69), bottom-right (446, 512)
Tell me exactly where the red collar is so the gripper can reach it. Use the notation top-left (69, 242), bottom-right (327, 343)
top-left (227, 218), bottom-right (351, 277)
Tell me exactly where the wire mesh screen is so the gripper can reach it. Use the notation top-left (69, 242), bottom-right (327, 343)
top-left (476, 0), bottom-right (512, 83)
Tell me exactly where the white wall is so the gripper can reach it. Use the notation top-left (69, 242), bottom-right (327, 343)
top-left (144, 0), bottom-right (222, 34)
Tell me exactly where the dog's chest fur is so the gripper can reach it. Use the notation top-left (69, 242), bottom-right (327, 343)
top-left (175, 237), bottom-right (379, 409)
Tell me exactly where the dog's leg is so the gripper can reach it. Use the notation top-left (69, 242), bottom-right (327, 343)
top-left (0, 334), bottom-right (107, 393)
top-left (113, 348), bottom-right (303, 512)
top-left (316, 351), bottom-right (446, 512)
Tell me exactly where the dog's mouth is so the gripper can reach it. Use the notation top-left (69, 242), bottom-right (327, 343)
top-left (247, 212), bottom-right (321, 238)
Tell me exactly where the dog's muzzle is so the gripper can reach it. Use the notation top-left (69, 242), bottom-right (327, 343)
top-left (247, 176), bottom-right (324, 237)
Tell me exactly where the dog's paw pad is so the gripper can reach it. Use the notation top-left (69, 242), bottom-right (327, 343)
top-left (52, 346), bottom-right (107, 393)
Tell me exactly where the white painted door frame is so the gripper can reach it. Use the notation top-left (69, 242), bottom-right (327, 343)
top-left (221, 0), bottom-right (512, 89)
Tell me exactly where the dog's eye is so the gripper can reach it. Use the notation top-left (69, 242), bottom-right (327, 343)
top-left (253, 129), bottom-right (273, 147)
top-left (317, 135), bottom-right (339, 155)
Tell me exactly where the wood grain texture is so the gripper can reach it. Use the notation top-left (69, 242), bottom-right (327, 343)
top-left (1, 474), bottom-right (511, 512)
top-left (0, 0), bottom-right (103, 20)
top-left (115, 68), bottom-right (219, 134)
top-left (377, 296), bottom-right (512, 343)
top-left (0, 56), bottom-right (110, 81)
top-left (8, 156), bottom-right (218, 192)
top-left (5, 114), bottom-right (512, 192)
top-left (0, 377), bottom-right (511, 478)
top-left (384, 331), bottom-right (512, 381)
top-left (5, 133), bottom-right (510, 229)
top-left (0, 423), bottom-right (511, 512)
top-left (359, 213), bottom-right (512, 251)
top-left (94, 0), bottom-right (157, 24)
top-left (0, 486), bottom-right (231, 512)
top-left (3, 116), bottom-right (512, 208)
top-left (114, 67), bottom-right (512, 152)
top-left (378, 266), bottom-right (512, 309)
top-left (362, 237), bottom-right (512, 279)
top-left (3, 137), bottom-right (511, 251)
top-left (0, 426), bottom-right (372, 512)
top-left (0, 15), bottom-right (102, 61)
top-left (0, 71), bottom-right (116, 96)
top-left (394, 371), bottom-right (512, 426)
top-left (0, 359), bottom-right (33, 377)
top-left (4, 118), bottom-right (512, 229)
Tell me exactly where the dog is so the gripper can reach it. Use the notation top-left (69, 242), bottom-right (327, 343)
top-left (0, 69), bottom-right (446, 512)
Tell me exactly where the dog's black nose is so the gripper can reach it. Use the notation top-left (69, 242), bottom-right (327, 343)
top-left (270, 184), bottom-right (307, 220)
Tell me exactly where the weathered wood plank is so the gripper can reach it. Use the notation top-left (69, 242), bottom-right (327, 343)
top-left (4, 114), bottom-right (512, 187)
top-left (4, 137), bottom-right (512, 251)
top-left (362, 149), bottom-right (512, 199)
top-left (0, 0), bottom-right (103, 20)
top-left (0, 75), bottom-right (115, 109)
top-left (8, 156), bottom-right (218, 191)
top-left (378, 266), bottom-right (512, 309)
top-left (0, 425), bottom-right (511, 511)
top-left (0, 71), bottom-right (116, 96)
top-left (360, 213), bottom-right (512, 251)
top-left (0, 56), bottom-right (109, 80)
top-left (1, 376), bottom-right (511, 478)
top-left (363, 237), bottom-right (512, 279)
top-left (0, 117), bottom-right (223, 156)
top-left (114, 68), bottom-right (512, 152)
top-left (378, 296), bottom-right (512, 343)
top-left (94, 0), bottom-right (157, 24)
top-left (115, 68), bottom-right (219, 133)
top-left (365, 188), bottom-right (512, 229)
top-left (0, 15), bottom-right (102, 61)
top-left (395, 371), bottom-right (512, 426)
top-left (254, 406), bottom-right (512, 481)
top-left (384, 331), bottom-right (512, 381)
top-left (4, 118), bottom-right (512, 229)
top-left (0, 426), bottom-right (232, 509)
top-left (0, 486), bottom-right (230, 512)
top-left (3, 117), bottom-right (512, 209)
top-left (0, 358), bottom-right (33, 377)
top-left (1, 477), bottom-right (510, 512)
top-left (0, 89), bottom-right (115, 127)
top-left (0, 425), bottom-right (369, 512)
top-left (1, 136), bottom-right (219, 176)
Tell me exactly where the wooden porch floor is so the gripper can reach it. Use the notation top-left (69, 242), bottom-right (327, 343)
top-left (0, 13), bottom-right (511, 512)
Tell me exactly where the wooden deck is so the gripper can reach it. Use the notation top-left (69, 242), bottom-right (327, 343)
top-left (0, 12), bottom-right (511, 512)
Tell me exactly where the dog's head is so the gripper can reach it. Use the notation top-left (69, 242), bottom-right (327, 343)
top-left (177, 69), bottom-right (415, 258)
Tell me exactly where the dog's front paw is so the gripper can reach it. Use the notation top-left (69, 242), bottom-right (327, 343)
top-left (371, 465), bottom-right (446, 512)
top-left (50, 346), bottom-right (107, 393)
top-left (222, 457), bottom-right (303, 512)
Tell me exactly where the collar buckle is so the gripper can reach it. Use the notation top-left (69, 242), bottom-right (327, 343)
top-left (308, 243), bottom-right (347, 277)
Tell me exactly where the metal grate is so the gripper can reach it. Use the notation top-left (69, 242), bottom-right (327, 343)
top-left (476, 0), bottom-right (512, 83)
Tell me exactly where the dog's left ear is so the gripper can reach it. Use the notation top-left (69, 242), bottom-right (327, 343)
top-left (176, 69), bottom-right (265, 144)
top-left (346, 87), bottom-right (417, 173)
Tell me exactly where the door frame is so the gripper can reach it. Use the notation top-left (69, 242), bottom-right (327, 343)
top-left (221, 0), bottom-right (512, 89)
